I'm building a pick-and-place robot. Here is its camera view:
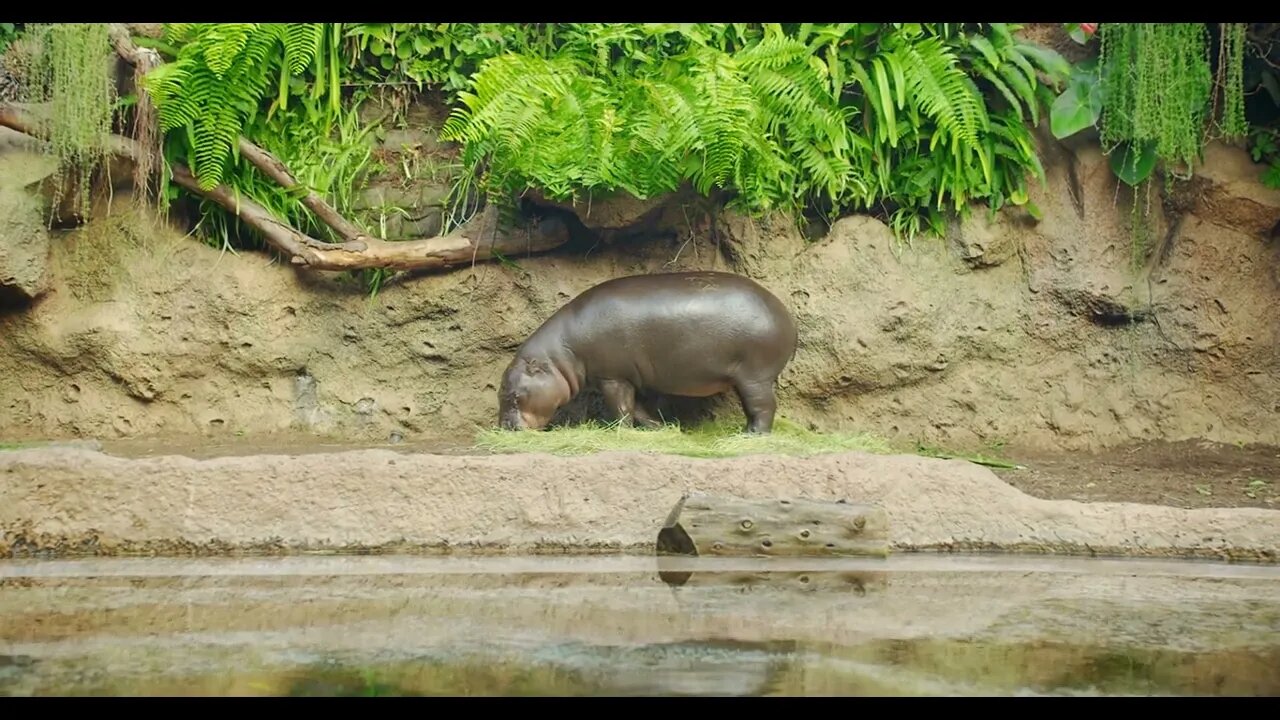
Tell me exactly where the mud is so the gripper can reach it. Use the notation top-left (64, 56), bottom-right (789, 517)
top-left (994, 440), bottom-right (1280, 510)
top-left (1, 554), bottom-right (1277, 696)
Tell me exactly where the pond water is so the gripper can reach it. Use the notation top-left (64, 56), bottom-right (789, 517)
top-left (1, 554), bottom-right (1278, 696)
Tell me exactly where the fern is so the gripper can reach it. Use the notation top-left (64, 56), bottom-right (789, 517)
top-left (141, 23), bottom-right (332, 191)
top-left (436, 22), bottom-right (1070, 233)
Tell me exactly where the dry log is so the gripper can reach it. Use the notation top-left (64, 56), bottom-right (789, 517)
top-left (0, 102), bottom-right (572, 273)
top-left (656, 492), bottom-right (890, 559)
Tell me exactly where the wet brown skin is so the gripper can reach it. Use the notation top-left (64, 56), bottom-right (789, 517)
top-left (498, 271), bottom-right (799, 434)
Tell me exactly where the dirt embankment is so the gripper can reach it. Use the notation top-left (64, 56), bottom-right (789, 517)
top-left (1, 94), bottom-right (1279, 455)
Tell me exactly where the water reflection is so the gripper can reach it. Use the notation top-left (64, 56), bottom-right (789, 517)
top-left (0, 555), bottom-right (1277, 696)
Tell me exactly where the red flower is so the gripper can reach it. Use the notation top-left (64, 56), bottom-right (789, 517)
top-left (1080, 23), bottom-right (1098, 36)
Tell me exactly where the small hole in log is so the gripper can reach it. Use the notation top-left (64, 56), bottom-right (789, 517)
top-left (799, 529), bottom-right (811, 539)
top-left (825, 543), bottom-right (835, 548)
top-left (799, 575), bottom-right (810, 584)
top-left (740, 519), bottom-right (754, 530)
top-left (780, 499), bottom-right (791, 504)
top-left (712, 542), bottom-right (723, 551)
top-left (761, 539), bottom-right (773, 549)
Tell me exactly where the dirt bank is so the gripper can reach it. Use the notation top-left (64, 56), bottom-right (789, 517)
top-left (2, 446), bottom-right (1278, 562)
top-left (1, 124), bottom-right (1278, 456)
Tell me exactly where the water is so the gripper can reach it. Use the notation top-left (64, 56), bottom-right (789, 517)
top-left (1, 554), bottom-right (1278, 696)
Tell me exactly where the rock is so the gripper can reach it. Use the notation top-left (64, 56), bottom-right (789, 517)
top-left (1023, 136), bottom-right (1162, 319)
top-left (951, 210), bottom-right (1022, 268)
top-left (380, 128), bottom-right (442, 155)
top-left (524, 185), bottom-right (698, 232)
top-left (354, 183), bottom-right (450, 213)
top-left (0, 186), bottom-right (51, 304)
top-left (1183, 141), bottom-right (1280, 239)
top-left (125, 24), bottom-right (165, 39)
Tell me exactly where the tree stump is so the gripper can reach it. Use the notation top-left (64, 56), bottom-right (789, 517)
top-left (655, 492), bottom-right (890, 559)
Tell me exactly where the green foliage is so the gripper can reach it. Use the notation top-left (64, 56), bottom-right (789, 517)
top-left (1050, 23), bottom-right (1255, 187)
top-left (189, 90), bottom-right (377, 250)
top-left (0, 23), bottom-right (21, 54)
top-left (344, 23), bottom-right (556, 97)
top-left (1249, 127), bottom-right (1280, 189)
top-left (19, 23), bottom-right (118, 218)
top-left (438, 22), bottom-right (1069, 238)
top-left (1045, 23), bottom-right (1272, 270)
top-left (141, 23), bottom-right (342, 191)
top-left (1098, 23), bottom-right (1216, 178)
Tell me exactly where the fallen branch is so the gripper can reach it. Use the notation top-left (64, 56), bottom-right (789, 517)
top-left (1, 102), bottom-right (571, 272)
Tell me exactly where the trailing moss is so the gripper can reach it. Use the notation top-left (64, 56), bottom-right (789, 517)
top-left (18, 23), bottom-right (117, 220)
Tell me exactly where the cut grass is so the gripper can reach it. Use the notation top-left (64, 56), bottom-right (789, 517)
top-left (474, 417), bottom-right (894, 459)
top-left (474, 417), bottom-right (1024, 468)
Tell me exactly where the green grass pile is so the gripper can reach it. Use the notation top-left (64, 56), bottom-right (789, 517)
top-left (474, 416), bottom-right (894, 459)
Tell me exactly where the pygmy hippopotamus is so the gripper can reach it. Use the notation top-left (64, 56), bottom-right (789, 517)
top-left (497, 270), bottom-right (798, 434)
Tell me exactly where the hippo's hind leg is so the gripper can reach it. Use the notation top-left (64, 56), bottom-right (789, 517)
top-left (733, 377), bottom-right (778, 434)
top-left (630, 402), bottom-right (665, 429)
top-left (600, 379), bottom-right (662, 429)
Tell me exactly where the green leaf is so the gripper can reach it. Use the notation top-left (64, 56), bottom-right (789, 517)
top-left (966, 34), bottom-right (1000, 70)
top-left (1108, 141), bottom-right (1157, 186)
top-left (1260, 163), bottom-right (1280, 190)
top-left (1050, 82), bottom-right (1101, 139)
top-left (1016, 44), bottom-right (1072, 84)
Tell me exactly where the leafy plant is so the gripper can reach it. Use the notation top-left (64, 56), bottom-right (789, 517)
top-left (440, 22), bottom-right (1069, 239)
top-left (190, 87), bottom-right (378, 250)
top-left (141, 23), bottom-right (343, 191)
top-left (0, 22), bottom-right (22, 54)
top-left (344, 23), bottom-right (557, 98)
top-left (1049, 23), bottom-right (1252, 188)
top-left (1249, 127), bottom-right (1280, 188)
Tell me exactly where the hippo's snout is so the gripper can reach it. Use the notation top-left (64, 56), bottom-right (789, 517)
top-left (498, 408), bottom-right (526, 431)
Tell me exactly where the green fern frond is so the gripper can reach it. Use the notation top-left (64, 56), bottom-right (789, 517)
top-left (965, 33), bottom-right (1001, 70)
top-left (284, 23), bottom-right (324, 75)
top-left (971, 61), bottom-right (1024, 121)
top-left (892, 34), bottom-right (988, 150)
top-left (200, 23), bottom-right (258, 77)
top-left (995, 58), bottom-right (1040, 124)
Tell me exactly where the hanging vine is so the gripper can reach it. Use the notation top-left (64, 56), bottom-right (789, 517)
top-left (18, 23), bottom-right (118, 220)
top-left (1098, 23), bottom-right (1215, 179)
top-left (1051, 23), bottom-right (1254, 270)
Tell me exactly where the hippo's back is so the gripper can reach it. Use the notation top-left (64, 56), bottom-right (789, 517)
top-left (550, 272), bottom-right (797, 386)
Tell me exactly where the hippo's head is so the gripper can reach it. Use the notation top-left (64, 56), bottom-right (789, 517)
top-left (498, 355), bottom-right (571, 431)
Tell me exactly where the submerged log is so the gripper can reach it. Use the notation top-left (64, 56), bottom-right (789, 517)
top-left (655, 492), bottom-right (890, 559)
